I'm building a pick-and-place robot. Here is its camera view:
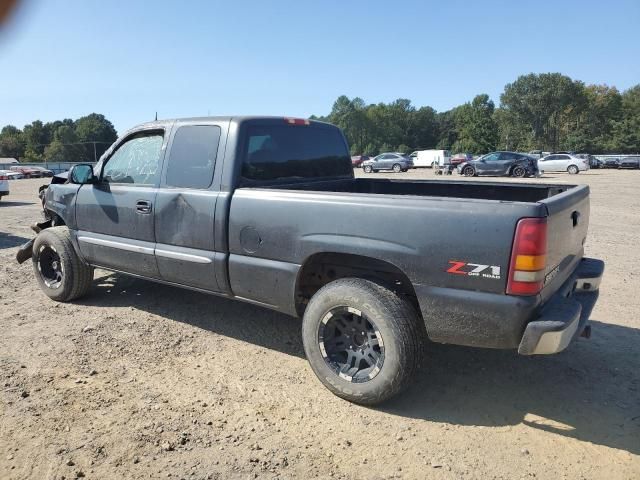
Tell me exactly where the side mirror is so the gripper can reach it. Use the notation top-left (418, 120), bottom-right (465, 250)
top-left (69, 164), bottom-right (96, 184)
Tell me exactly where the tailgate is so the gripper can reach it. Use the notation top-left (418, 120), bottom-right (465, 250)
top-left (538, 184), bottom-right (590, 302)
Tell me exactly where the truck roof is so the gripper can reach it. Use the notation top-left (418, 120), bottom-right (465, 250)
top-left (135, 116), bottom-right (330, 129)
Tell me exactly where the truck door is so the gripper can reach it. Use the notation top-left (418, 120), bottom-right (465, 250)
top-left (75, 129), bottom-right (166, 278)
top-left (154, 123), bottom-right (226, 292)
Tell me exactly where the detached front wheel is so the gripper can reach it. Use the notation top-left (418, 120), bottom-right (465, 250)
top-left (302, 278), bottom-right (424, 405)
top-left (32, 227), bottom-right (93, 302)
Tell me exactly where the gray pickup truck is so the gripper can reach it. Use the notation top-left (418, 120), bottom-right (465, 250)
top-left (18, 116), bottom-right (604, 405)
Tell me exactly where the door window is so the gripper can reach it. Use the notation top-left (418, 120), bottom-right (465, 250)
top-left (165, 125), bottom-right (221, 189)
top-left (103, 132), bottom-right (164, 185)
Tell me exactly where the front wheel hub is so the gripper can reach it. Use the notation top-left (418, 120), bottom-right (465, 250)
top-left (37, 245), bottom-right (63, 289)
top-left (318, 307), bottom-right (385, 383)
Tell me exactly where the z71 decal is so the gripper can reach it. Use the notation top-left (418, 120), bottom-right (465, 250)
top-left (447, 261), bottom-right (501, 279)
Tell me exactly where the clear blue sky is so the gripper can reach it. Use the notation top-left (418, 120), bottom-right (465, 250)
top-left (1, 0), bottom-right (638, 134)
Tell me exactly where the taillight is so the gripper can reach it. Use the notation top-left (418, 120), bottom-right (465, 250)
top-left (507, 217), bottom-right (547, 296)
top-left (284, 117), bottom-right (310, 125)
top-left (0, 175), bottom-right (7, 181)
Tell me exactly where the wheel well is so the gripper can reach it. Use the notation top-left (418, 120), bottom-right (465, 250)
top-left (295, 252), bottom-right (419, 317)
top-left (45, 209), bottom-right (66, 226)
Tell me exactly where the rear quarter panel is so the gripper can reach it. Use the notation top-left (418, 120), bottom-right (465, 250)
top-left (227, 188), bottom-right (545, 315)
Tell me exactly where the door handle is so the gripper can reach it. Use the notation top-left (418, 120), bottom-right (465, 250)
top-left (136, 200), bottom-right (152, 214)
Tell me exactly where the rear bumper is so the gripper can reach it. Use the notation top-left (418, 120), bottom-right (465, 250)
top-left (518, 257), bottom-right (604, 355)
top-left (414, 257), bottom-right (604, 351)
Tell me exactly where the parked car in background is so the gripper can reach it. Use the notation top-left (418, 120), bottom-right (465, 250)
top-left (527, 150), bottom-right (551, 159)
top-left (29, 166), bottom-right (54, 177)
top-left (577, 154), bottom-right (602, 169)
top-left (619, 156), bottom-right (640, 169)
top-left (450, 153), bottom-right (473, 165)
top-left (603, 158), bottom-right (620, 169)
top-left (10, 165), bottom-right (43, 178)
top-left (537, 153), bottom-right (589, 174)
top-left (362, 153), bottom-right (414, 173)
top-left (457, 151), bottom-right (538, 177)
top-left (351, 155), bottom-right (370, 167)
top-left (409, 149), bottom-right (451, 168)
top-left (0, 169), bottom-right (25, 180)
top-left (0, 172), bottom-right (9, 200)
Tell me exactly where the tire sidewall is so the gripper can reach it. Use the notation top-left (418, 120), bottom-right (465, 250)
top-left (32, 229), bottom-right (75, 301)
top-left (392, 164), bottom-right (401, 173)
top-left (363, 166), bottom-right (372, 173)
top-left (463, 166), bottom-right (474, 176)
top-left (302, 282), bottom-right (408, 402)
top-left (568, 165), bottom-right (579, 174)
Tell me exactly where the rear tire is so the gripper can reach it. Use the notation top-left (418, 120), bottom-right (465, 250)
top-left (32, 227), bottom-right (93, 302)
top-left (512, 165), bottom-right (526, 177)
top-left (392, 164), bottom-right (402, 173)
top-left (302, 278), bottom-right (424, 405)
top-left (462, 166), bottom-right (475, 177)
top-left (567, 165), bottom-right (579, 174)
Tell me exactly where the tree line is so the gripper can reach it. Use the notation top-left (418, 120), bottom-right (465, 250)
top-left (312, 73), bottom-right (640, 156)
top-left (0, 113), bottom-right (118, 163)
top-left (1, 73), bottom-right (638, 163)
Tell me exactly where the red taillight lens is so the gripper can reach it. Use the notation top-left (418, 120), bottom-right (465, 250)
top-left (506, 217), bottom-right (548, 296)
top-left (0, 175), bottom-right (7, 181)
top-left (284, 117), bottom-right (310, 126)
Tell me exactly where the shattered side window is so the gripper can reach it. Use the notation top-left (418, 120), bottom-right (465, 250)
top-left (103, 132), bottom-right (164, 185)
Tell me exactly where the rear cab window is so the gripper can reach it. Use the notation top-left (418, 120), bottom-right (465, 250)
top-left (240, 121), bottom-right (352, 184)
top-left (165, 125), bottom-right (221, 189)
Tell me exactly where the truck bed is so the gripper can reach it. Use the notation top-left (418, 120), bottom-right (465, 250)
top-left (272, 177), bottom-right (572, 203)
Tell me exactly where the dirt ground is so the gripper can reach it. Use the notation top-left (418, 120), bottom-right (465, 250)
top-left (1, 170), bottom-right (638, 480)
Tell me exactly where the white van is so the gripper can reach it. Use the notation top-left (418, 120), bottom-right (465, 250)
top-left (409, 150), bottom-right (451, 168)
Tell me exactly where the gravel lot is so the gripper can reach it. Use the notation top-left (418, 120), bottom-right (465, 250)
top-left (1, 171), bottom-right (639, 480)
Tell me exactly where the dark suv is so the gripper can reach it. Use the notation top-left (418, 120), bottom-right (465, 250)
top-left (457, 151), bottom-right (538, 177)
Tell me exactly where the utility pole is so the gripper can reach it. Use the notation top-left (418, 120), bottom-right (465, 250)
top-left (93, 142), bottom-right (97, 163)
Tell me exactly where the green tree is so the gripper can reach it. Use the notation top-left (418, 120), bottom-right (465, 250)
top-left (23, 120), bottom-right (49, 157)
top-left (44, 140), bottom-right (67, 162)
top-left (494, 107), bottom-right (531, 151)
top-left (0, 125), bottom-right (25, 159)
top-left (609, 85), bottom-right (640, 153)
top-left (452, 94), bottom-right (498, 154)
top-left (500, 73), bottom-right (586, 151)
top-left (74, 113), bottom-right (118, 162)
top-left (409, 106), bottom-right (438, 149)
top-left (435, 109), bottom-right (459, 149)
